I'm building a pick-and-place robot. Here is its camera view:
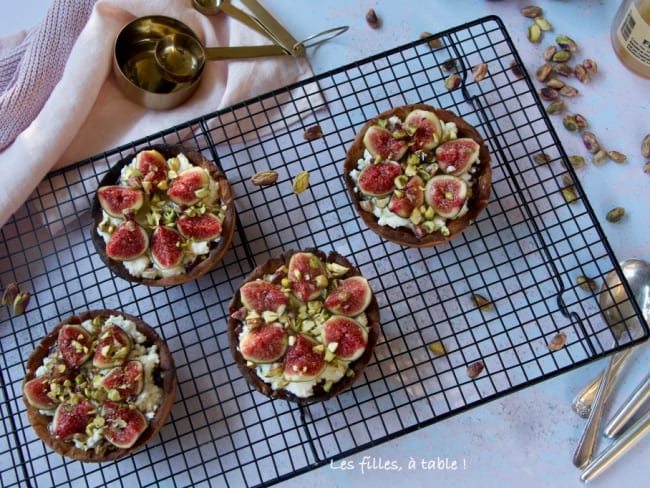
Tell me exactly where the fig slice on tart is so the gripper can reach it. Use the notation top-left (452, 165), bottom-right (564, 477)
top-left (228, 249), bottom-right (380, 404)
top-left (344, 103), bottom-right (492, 248)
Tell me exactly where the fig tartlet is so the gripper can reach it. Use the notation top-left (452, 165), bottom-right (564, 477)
top-left (91, 144), bottom-right (236, 286)
top-left (22, 310), bottom-right (177, 462)
top-left (344, 103), bottom-right (492, 247)
top-left (228, 249), bottom-right (380, 404)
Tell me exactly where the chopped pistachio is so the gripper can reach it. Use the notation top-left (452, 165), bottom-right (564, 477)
top-left (568, 155), bottom-right (586, 168)
top-left (534, 17), bottom-right (553, 31)
top-left (471, 294), bottom-right (493, 312)
top-left (428, 341), bottom-right (446, 356)
top-left (444, 73), bottom-right (461, 90)
top-left (303, 124), bottom-right (323, 141)
top-left (12, 291), bottom-right (30, 315)
top-left (292, 170), bottom-right (310, 194)
top-left (576, 275), bottom-right (598, 292)
top-left (1, 282), bottom-right (19, 307)
top-left (466, 360), bottom-right (485, 379)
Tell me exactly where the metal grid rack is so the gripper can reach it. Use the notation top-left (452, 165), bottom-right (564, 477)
top-left (0, 16), bottom-right (647, 488)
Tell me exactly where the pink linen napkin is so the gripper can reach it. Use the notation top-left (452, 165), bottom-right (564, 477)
top-left (0, 0), bottom-right (318, 229)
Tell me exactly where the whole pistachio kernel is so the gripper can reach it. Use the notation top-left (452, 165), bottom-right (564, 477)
top-left (441, 58), bottom-right (457, 71)
top-left (528, 23), bottom-right (542, 43)
top-left (546, 78), bottom-right (565, 89)
top-left (520, 5), bottom-right (543, 18)
top-left (643, 161), bottom-right (650, 174)
top-left (536, 63), bottom-right (553, 82)
top-left (641, 134), bottom-right (650, 158)
top-left (561, 186), bottom-right (578, 204)
top-left (608, 151), bottom-right (627, 164)
top-left (563, 115), bottom-right (579, 132)
top-left (592, 149), bottom-right (608, 165)
top-left (466, 360), bottom-right (485, 379)
top-left (1, 282), bottom-right (19, 306)
top-left (365, 8), bottom-right (380, 29)
top-left (606, 207), bottom-right (625, 223)
top-left (539, 87), bottom-right (559, 101)
top-left (582, 131), bottom-right (600, 153)
top-left (553, 63), bottom-right (574, 78)
top-left (535, 17), bottom-right (553, 31)
top-left (548, 331), bottom-right (567, 351)
top-left (544, 45), bottom-right (557, 62)
top-left (582, 58), bottom-right (598, 75)
top-left (533, 152), bottom-right (552, 165)
top-left (552, 50), bottom-right (572, 63)
top-left (569, 155), bottom-right (586, 168)
top-left (472, 63), bottom-right (489, 82)
top-left (556, 35), bottom-right (579, 52)
top-left (559, 85), bottom-right (579, 97)
top-left (574, 114), bottom-right (588, 129)
top-left (575, 64), bottom-right (590, 83)
top-left (510, 60), bottom-right (524, 78)
top-left (546, 100), bottom-right (566, 115)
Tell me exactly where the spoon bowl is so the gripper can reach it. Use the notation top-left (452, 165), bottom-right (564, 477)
top-left (154, 33), bottom-right (206, 83)
top-left (599, 258), bottom-right (650, 336)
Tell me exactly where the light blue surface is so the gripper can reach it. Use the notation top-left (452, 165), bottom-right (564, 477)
top-left (2, 1), bottom-right (649, 487)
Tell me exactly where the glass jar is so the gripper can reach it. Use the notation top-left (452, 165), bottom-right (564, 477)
top-left (611, 0), bottom-right (650, 78)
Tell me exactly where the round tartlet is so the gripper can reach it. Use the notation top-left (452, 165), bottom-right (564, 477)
top-left (22, 310), bottom-right (177, 462)
top-left (344, 103), bottom-right (492, 248)
top-left (90, 144), bottom-right (236, 286)
top-left (227, 249), bottom-right (381, 404)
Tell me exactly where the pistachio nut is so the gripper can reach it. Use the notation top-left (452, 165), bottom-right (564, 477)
top-left (561, 186), bottom-right (578, 204)
top-left (608, 151), bottom-right (627, 164)
top-left (365, 8), bottom-right (380, 29)
top-left (641, 134), bottom-right (650, 158)
top-left (533, 152), bottom-right (552, 165)
top-left (303, 124), bottom-right (323, 141)
top-left (546, 78), bottom-right (565, 89)
top-left (251, 170), bottom-right (279, 186)
top-left (520, 5), bottom-right (542, 18)
top-left (292, 170), bottom-right (310, 194)
top-left (539, 87), bottom-right (559, 101)
top-left (528, 23), bottom-right (542, 43)
top-left (606, 207), bottom-right (625, 223)
top-left (559, 85), bottom-right (579, 97)
top-left (543, 45), bottom-right (557, 62)
top-left (444, 73), bottom-right (462, 90)
top-left (556, 35), bottom-right (578, 52)
top-left (574, 114), bottom-right (588, 129)
top-left (536, 63), bottom-right (553, 82)
top-left (471, 293), bottom-right (493, 312)
top-left (575, 64), bottom-right (589, 83)
top-left (534, 17), bottom-right (553, 31)
top-left (563, 115), bottom-right (579, 132)
top-left (12, 290), bottom-right (30, 315)
top-left (548, 331), bottom-right (567, 351)
top-left (582, 58), bottom-right (598, 75)
top-left (552, 50), bottom-right (572, 63)
top-left (428, 341), bottom-right (446, 356)
top-left (581, 131), bottom-right (600, 154)
top-left (441, 58), bottom-right (457, 71)
top-left (644, 161), bottom-right (650, 174)
top-left (420, 32), bottom-right (443, 49)
top-left (546, 100), bottom-right (566, 115)
top-left (466, 360), bottom-right (485, 379)
top-left (553, 63), bottom-right (574, 78)
top-left (576, 275), bottom-right (598, 292)
top-left (1, 282), bottom-right (19, 307)
top-left (510, 60), bottom-right (524, 79)
top-left (472, 63), bottom-right (489, 82)
top-left (592, 149), bottom-right (608, 165)
top-left (568, 155), bottom-right (586, 168)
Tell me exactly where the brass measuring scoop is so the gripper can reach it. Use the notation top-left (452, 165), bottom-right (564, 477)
top-left (154, 0), bottom-right (348, 83)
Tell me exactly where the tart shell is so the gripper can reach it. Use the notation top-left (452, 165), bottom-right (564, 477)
top-left (90, 144), bottom-right (237, 287)
top-left (22, 309), bottom-right (177, 463)
top-left (344, 104), bottom-right (492, 248)
top-left (227, 249), bottom-right (381, 404)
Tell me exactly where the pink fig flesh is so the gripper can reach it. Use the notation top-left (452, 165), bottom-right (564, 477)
top-left (105, 220), bottom-right (149, 261)
top-left (136, 149), bottom-right (168, 191)
top-left (93, 324), bottom-right (133, 369)
top-left (57, 323), bottom-right (93, 369)
top-left (324, 276), bottom-right (373, 316)
top-left (425, 175), bottom-right (468, 219)
top-left (435, 138), bottom-right (480, 175)
top-left (357, 161), bottom-right (402, 197)
top-left (23, 376), bottom-right (60, 410)
top-left (101, 360), bottom-right (145, 400)
top-left (176, 213), bottom-right (222, 241)
top-left (240, 280), bottom-right (288, 313)
top-left (404, 109), bottom-right (442, 151)
top-left (362, 125), bottom-right (409, 161)
top-left (52, 395), bottom-right (96, 440)
top-left (102, 400), bottom-right (148, 449)
top-left (321, 315), bottom-right (368, 361)
top-left (239, 323), bottom-right (288, 363)
top-left (150, 226), bottom-right (185, 269)
top-left (97, 186), bottom-right (144, 218)
top-left (283, 334), bottom-right (326, 382)
top-left (167, 167), bottom-right (209, 206)
top-left (288, 252), bottom-right (327, 303)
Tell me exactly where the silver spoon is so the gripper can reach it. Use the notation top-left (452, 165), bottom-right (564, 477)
top-left (572, 258), bottom-right (650, 468)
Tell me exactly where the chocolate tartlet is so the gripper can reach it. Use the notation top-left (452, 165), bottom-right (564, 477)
top-left (228, 249), bottom-right (380, 404)
top-left (91, 144), bottom-right (236, 286)
top-left (22, 310), bottom-right (176, 462)
top-left (344, 103), bottom-right (491, 247)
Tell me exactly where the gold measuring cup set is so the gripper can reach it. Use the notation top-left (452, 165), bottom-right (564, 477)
top-left (113, 0), bottom-right (348, 109)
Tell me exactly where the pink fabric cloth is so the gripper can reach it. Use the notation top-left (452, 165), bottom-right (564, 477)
top-left (0, 0), bottom-right (317, 228)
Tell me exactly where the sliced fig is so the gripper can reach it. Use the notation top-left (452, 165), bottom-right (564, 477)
top-left (404, 109), bottom-right (442, 151)
top-left (102, 401), bottom-right (148, 449)
top-left (176, 213), bottom-right (222, 241)
top-left (240, 280), bottom-right (288, 313)
top-left (283, 334), bottom-right (327, 382)
top-left (52, 395), bottom-right (96, 440)
top-left (324, 276), bottom-right (373, 316)
top-left (425, 174), bottom-right (468, 219)
top-left (105, 220), bottom-right (149, 261)
top-left (23, 376), bottom-right (59, 410)
top-left (97, 186), bottom-right (144, 218)
top-left (288, 252), bottom-right (327, 303)
top-left (435, 138), bottom-right (480, 175)
top-left (167, 166), bottom-right (209, 206)
top-left (239, 323), bottom-right (288, 363)
top-left (57, 323), bottom-right (93, 369)
top-left (93, 324), bottom-right (133, 369)
top-left (357, 160), bottom-right (403, 197)
top-left (101, 360), bottom-right (145, 400)
top-left (135, 149), bottom-right (168, 192)
top-left (388, 175), bottom-right (424, 218)
top-left (363, 125), bottom-right (409, 161)
top-left (321, 315), bottom-right (368, 361)
top-left (150, 226), bottom-right (185, 269)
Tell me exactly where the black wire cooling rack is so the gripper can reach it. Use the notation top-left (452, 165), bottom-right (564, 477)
top-left (1, 15), bottom-right (648, 488)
